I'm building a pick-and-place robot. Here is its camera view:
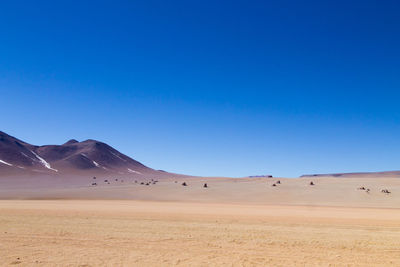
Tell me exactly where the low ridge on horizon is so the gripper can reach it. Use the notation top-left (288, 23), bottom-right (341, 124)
top-left (300, 170), bottom-right (400, 178)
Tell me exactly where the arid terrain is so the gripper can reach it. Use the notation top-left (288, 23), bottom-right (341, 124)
top-left (1, 176), bottom-right (400, 266)
top-left (2, 131), bottom-right (400, 266)
top-left (1, 175), bottom-right (400, 208)
top-left (1, 200), bottom-right (400, 266)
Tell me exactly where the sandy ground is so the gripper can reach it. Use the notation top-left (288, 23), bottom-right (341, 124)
top-left (1, 200), bottom-right (400, 266)
top-left (1, 176), bottom-right (400, 208)
top-left (1, 176), bottom-right (400, 266)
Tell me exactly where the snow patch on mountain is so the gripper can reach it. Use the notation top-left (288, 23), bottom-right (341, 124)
top-left (30, 151), bottom-right (58, 172)
top-left (0, 160), bottom-right (13, 166)
top-left (80, 153), bottom-right (100, 168)
top-left (128, 168), bottom-right (141, 174)
top-left (110, 150), bottom-right (127, 162)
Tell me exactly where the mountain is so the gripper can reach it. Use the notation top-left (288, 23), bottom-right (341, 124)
top-left (300, 171), bottom-right (400, 178)
top-left (0, 131), bottom-right (162, 176)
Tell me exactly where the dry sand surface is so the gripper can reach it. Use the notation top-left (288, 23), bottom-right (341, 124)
top-left (1, 176), bottom-right (400, 266)
top-left (1, 176), bottom-right (400, 208)
top-left (1, 200), bottom-right (400, 266)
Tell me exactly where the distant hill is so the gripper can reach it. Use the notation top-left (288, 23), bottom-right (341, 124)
top-left (300, 171), bottom-right (400, 178)
top-left (0, 131), bottom-right (170, 177)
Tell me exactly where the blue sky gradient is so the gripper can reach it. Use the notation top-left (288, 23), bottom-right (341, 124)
top-left (1, 0), bottom-right (400, 177)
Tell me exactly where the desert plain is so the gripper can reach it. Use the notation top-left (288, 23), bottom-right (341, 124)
top-left (1, 176), bottom-right (400, 266)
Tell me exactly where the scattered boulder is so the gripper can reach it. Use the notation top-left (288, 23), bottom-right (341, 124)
top-left (381, 189), bottom-right (391, 194)
top-left (272, 183), bottom-right (276, 187)
top-left (276, 180), bottom-right (281, 184)
top-left (182, 182), bottom-right (187, 186)
top-left (203, 183), bottom-right (208, 188)
top-left (309, 181), bottom-right (314, 186)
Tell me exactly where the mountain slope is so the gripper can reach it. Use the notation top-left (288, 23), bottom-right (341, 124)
top-left (0, 131), bottom-right (161, 176)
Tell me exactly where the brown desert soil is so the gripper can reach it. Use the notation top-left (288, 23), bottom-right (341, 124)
top-left (1, 176), bottom-right (400, 266)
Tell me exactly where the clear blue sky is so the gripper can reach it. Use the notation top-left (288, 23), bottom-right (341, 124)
top-left (1, 0), bottom-right (400, 177)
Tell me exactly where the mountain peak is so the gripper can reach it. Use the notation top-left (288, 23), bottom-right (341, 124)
top-left (82, 139), bottom-right (100, 143)
top-left (63, 139), bottom-right (79, 145)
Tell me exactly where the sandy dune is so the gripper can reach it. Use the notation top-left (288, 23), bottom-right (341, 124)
top-left (1, 200), bottom-right (400, 266)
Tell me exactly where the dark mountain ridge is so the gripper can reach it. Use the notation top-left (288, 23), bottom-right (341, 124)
top-left (0, 131), bottom-right (161, 176)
